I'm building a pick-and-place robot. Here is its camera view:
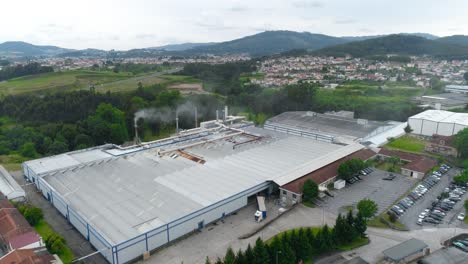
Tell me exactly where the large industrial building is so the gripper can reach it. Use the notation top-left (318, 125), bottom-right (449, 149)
top-left (408, 110), bottom-right (468, 136)
top-left (411, 93), bottom-right (468, 110)
top-left (22, 112), bottom-right (405, 263)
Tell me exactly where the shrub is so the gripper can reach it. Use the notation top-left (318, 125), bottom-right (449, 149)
top-left (23, 207), bottom-right (43, 226)
top-left (45, 233), bottom-right (66, 254)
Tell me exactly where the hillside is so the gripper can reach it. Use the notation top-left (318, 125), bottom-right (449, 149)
top-left (436, 35), bottom-right (468, 47)
top-left (189, 30), bottom-right (348, 56)
top-left (0, 41), bottom-right (72, 57)
top-left (315, 35), bottom-right (468, 57)
top-left (150, 42), bottom-right (215, 51)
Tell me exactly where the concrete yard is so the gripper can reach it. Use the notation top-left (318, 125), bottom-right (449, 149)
top-left (422, 246), bottom-right (468, 264)
top-left (143, 203), bottom-right (337, 264)
top-left (319, 169), bottom-right (416, 215)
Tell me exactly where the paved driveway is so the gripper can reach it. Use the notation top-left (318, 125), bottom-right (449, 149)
top-left (143, 204), bottom-right (337, 264)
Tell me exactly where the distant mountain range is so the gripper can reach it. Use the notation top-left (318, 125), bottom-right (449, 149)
top-left (0, 41), bottom-right (72, 57)
top-left (314, 34), bottom-right (468, 58)
top-left (1, 31), bottom-right (468, 59)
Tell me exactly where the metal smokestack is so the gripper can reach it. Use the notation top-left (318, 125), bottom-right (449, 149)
top-left (216, 110), bottom-right (219, 121)
top-left (224, 105), bottom-right (228, 120)
top-left (175, 113), bottom-right (179, 133)
top-left (134, 119), bottom-right (141, 145)
top-left (194, 107), bottom-right (198, 128)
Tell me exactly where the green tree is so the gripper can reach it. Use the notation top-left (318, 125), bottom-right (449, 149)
top-left (253, 237), bottom-right (270, 264)
top-left (20, 142), bottom-right (38, 158)
top-left (244, 244), bottom-right (255, 264)
top-left (346, 210), bottom-right (358, 241)
top-left (294, 228), bottom-right (311, 262)
top-left (455, 128), bottom-right (468, 159)
top-left (464, 199), bottom-right (468, 211)
top-left (205, 256), bottom-right (211, 264)
top-left (302, 179), bottom-right (319, 203)
top-left (48, 138), bottom-right (69, 155)
top-left (357, 199), bottom-right (378, 219)
top-left (87, 103), bottom-right (129, 144)
top-left (338, 162), bottom-right (352, 180)
top-left (235, 249), bottom-right (247, 264)
top-left (354, 211), bottom-right (368, 238)
top-left (224, 247), bottom-right (236, 264)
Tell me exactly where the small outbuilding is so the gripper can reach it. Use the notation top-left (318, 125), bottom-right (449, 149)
top-left (0, 165), bottom-right (25, 201)
top-left (382, 238), bottom-right (429, 263)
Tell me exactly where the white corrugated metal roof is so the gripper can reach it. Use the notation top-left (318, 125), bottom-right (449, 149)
top-left (0, 165), bottom-right (25, 200)
top-left (409, 110), bottom-right (455, 122)
top-left (409, 110), bottom-right (468, 126)
top-left (33, 126), bottom-right (358, 244)
top-left (273, 143), bottom-right (364, 186)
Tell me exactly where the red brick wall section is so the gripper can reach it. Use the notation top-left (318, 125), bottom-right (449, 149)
top-left (281, 149), bottom-right (376, 194)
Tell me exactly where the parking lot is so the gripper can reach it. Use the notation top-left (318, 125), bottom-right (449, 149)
top-left (422, 246), bottom-right (468, 264)
top-left (319, 168), bottom-right (416, 215)
top-left (398, 167), bottom-right (468, 230)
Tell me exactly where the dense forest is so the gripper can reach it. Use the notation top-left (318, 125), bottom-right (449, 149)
top-left (0, 62), bottom-right (53, 81)
top-left (0, 60), bottom-right (428, 168)
top-left (0, 84), bottom-right (222, 160)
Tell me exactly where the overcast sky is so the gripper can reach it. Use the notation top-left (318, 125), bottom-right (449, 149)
top-left (1, 0), bottom-right (467, 50)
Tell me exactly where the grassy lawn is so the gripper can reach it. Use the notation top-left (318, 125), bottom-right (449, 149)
top-left (385, 135), bottom-right (426, 153)
top-left (303, 201), bottom-right (316, 208)
top-left (34, 220), bottom-right (75, 263)
top-left (336, 237), bottom-right (369, 250)
top-left (0, 154), bottom-right (30, 171)
top-left (368, 213), bottom-right (406, 230)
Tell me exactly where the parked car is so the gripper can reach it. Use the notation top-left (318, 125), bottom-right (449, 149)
top-left (458, 213), bottom-right (465, 221)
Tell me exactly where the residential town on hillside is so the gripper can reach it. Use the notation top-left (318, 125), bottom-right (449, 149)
top-left (251, 56), bottom-right (468, 88)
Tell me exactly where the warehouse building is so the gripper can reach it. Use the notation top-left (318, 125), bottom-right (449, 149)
top-left (408, 110), bottom-right (468, 136)
top-left (382, 238), bottom-right (429, 263)
top-left (22, 117), bottom-right (370, 263)
top-left (411, 93), bottom-right (468, 110)
top-left (264, 111), bottom-right (406, 147)
top-left (445, 85), bottom-right (468, 94)
top-left (0, 165), bottom-right (25, 201)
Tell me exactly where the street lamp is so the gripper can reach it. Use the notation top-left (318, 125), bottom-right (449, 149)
top-left (276, 251), bottom-right (282, 264)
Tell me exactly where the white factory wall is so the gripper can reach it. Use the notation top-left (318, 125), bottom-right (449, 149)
top-left (23, 162), bottom-right (272, 264)
top-left (408, 118), bottom-right (423, 135)
top-left (409, 118), bottom-right (467, 137)
top-left (437, 122), bottom-right (455, 136)
top-left (421, 120), bottom-right (438, 137)
top-left (114, 182), bottom-right (269, 264)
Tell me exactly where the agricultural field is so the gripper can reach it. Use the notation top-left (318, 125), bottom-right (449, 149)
top-left (0, 70), bottom-right (132, 95)
top-left (0, 68), bottom-right (185, 95)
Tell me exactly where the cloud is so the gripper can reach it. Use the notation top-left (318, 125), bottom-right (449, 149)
top-left (292, 1), bottom-right (324, 8)
top-left (227, 6), bottom-right (248, 12)
top-left (359, 28), bottom-right (375, 34)
top-left (135, 33), bottom-right (156, 39)
top-left (195, 21), bottom-right (237, 31)
top-left (334, 18), bottom-right (357, 24)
